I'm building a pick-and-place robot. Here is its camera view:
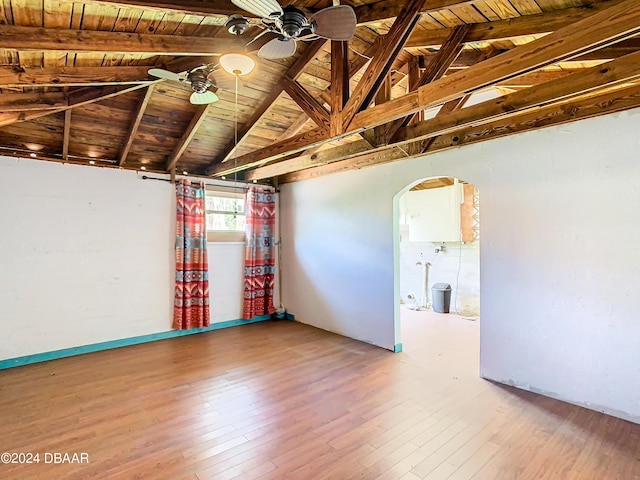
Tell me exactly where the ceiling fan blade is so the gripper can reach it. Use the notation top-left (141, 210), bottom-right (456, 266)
top-left (190, 91), bottom-right (219, 105)
top-left (312, 5), bottom-right (356, 41)
top-left (258, 37), bottom-right (297, 60)
top-left (148, 68), bottom-right (183, 82)
top-left (231, 0), bottom-right (283, 19)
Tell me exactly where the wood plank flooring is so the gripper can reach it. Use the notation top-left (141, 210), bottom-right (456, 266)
top-left (1, 310), bottom-right (639, 479)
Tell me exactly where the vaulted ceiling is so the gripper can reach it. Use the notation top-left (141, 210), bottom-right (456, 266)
top-left (1, 0), bottom-right (640, 184)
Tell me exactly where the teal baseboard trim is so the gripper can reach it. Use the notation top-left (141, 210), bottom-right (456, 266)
top-left (394, 343), bottom-right (403, 353)
top-left (0, 315), bottom-right (272, 371)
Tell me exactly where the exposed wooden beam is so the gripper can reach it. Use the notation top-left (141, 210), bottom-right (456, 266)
top-left (88, 0), bottom-right (478, 26)
top-left (432, 39), bottom-right (640, 72)
top-left (0, 111), bottom-right (60, 128)
top-left (354, 0), bottom-right (640, 131)
top-left (437, 95), bottom-right (470, 115)
top-left (0, 24), bottom-right (237, 55)
top-left (62, 110), bottom-right (71, 161)
top-left (246, 140), bottom-right (372, 181)
top-left (383, 24), bottom-right (469, 143)
top-left (405, 0), bottom-right (626, 49)
top-left (0, 92), bottom-right (67, 111)
top-left (84, 0), bottom-right (246, 17)
top-left (208, 0), bottom-right (640, 177)
top-left (0, 82), bottom-right (160, 128)
top-left (369, 73), bottom-right (392, 146)
top-left (280, 83), bottom-right (640, 183)
top-left (398, 50), bottom-right (640, 144)
top-left (119, 85), bottom-right (155, 167)
top-left (166, 105), bottom-right (211, 172)
top-left (349, 38), bottom-right (382, 79)
top-left (354, 0), bottom-right (475, 25)
top-left (496, 70), bottom-right (576, 88)
top-left (278, 113), bottom-right (310, 141)
top-left (282, 76), bottom-right (331, 132)
top-left (204, 39), bottom-right (327, 173)
top-left (0, 66), bottom-right (152, 88)
top-left (406, 95), bottom-right (471, 155)
top-left (260, 51), bottom-right (640, 180)
top-left (330, 40), bottom-right (350, 137)
top-left (342, 0), bottom-right (423, 130)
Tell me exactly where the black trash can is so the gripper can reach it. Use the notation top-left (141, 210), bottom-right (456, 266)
top-left (432, 283), bottom-right (452, 313)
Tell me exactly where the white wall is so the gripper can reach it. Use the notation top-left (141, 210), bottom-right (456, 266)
top-left (0, 157), bottom-right (246, 360)
top-left (280, 108), bottom-right (640, 423)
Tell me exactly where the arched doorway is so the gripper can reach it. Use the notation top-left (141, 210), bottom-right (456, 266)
top-left (393, 177), bottom-right (480, 355)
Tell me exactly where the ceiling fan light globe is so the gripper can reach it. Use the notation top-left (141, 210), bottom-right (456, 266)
top-left (220, 53), bottom-right (256, 76)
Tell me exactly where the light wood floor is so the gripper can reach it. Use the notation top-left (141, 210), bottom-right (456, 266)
top-left (1, 311), bottom-right (639, 480)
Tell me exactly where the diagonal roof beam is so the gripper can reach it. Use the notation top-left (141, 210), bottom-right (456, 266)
top-left (206, 0), bottom-right (640, 177)
top-left (252, 49), bottom-right (640, 180)
top-left (0, 24), bottom-right (237, 55)
top-left (282, 76), bottom-right (331, 132)
top-left (166, 105), bottom-right (211, 172)
top-left (119, 85), bottom-right (155, 167)
top-left (396, 50), bottom-right (640, 144)
top-left (246, 140), bottom-right (372, 181)
top-left (405, 0), bottom-right (627, 49)
top-left (279, 83), bottom-right (640, 183)
top-left (383, 24), bottom-right (469, 144)
top-left (341, 0), bottom-right (424, 130)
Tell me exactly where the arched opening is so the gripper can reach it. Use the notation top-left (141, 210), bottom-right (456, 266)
top-left (393, 177), bottom-right (480, 359)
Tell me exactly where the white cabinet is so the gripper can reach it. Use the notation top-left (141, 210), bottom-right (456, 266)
top-left (402, 183), bottom-right (463, 242)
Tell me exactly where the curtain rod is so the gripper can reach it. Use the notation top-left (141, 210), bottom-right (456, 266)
top-left (141, 175), bottom-right (250, 191)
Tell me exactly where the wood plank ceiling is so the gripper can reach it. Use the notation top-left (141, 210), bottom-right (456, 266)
top-left (1, 0), bottom-right (639, 184)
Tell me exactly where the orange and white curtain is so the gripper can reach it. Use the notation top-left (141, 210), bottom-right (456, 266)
top-left (173, 179), bottom-right (210, 329)
top-left (243, 186), bottom-right (277, 320)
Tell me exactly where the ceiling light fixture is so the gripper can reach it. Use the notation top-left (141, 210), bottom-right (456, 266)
top-left (29, 153), bottom-right (37, 158)
top-left (140, 166), bottom-right (146, 171)
top-left (220, 53), bottom-right (255, 77)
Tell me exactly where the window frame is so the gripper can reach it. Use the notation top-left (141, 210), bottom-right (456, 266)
top-left (205, 188), bottom-right (246, 243)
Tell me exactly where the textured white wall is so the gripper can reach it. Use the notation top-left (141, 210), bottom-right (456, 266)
top-left (280, 108), bottom-right (640, 423)
top-left (0, 157), bottom-right (245, 360)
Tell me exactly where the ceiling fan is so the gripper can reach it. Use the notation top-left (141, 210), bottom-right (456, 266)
top-left (148, 66), bottom-right (236, 104)
top-left (230, 0), bottom-right (357, 59)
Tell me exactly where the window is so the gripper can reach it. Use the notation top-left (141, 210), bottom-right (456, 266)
top-left (205, 190), bottom-right (246, 242)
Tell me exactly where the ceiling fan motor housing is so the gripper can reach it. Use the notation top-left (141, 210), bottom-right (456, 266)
top-left (278, 6), bottom-right (309, 39)
top-left (226, 14), bottom-right (250, 35)
top-left (189, 71), bottom-right (211, 94)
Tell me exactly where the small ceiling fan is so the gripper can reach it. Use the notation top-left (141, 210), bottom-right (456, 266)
top-left (230, 0), bottom-right (357, 59)
top-left (148, 66), bottom-right (236, 104)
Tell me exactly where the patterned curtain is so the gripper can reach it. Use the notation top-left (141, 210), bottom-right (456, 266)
top-left (173, 179), bottom-right (210, 330)
top-left (243, 186), bottom-right (277, 320)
